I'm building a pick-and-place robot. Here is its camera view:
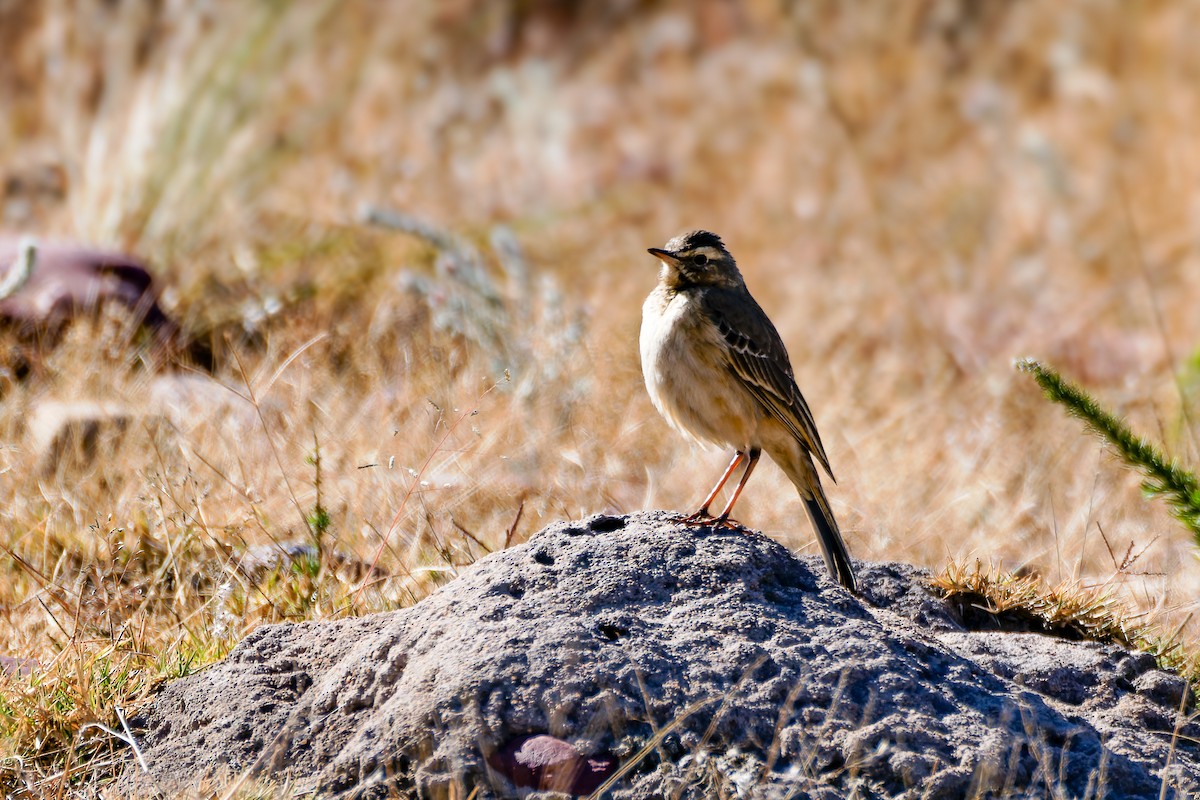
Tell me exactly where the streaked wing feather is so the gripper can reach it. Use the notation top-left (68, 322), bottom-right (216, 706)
top-left (702, 287), bottom-right (834, 479)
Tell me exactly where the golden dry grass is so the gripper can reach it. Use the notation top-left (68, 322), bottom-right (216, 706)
top-left (3, 1), bottom-right (1200, 795)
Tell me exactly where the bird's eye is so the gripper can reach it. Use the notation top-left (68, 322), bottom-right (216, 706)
top-left (691, 254), bottom-right (708, 266)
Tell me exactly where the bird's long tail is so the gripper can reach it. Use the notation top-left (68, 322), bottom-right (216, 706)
top-left (802, 477), bottom-right (858, 594)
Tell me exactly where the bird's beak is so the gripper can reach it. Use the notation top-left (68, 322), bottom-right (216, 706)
top-left (647, 247), bottom-right (680, 264)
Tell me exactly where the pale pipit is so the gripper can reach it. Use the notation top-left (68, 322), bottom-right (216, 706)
top-left (640, 230), bottom-right (858, 592)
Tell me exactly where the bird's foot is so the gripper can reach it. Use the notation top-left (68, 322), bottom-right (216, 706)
top-left (679, 509), bottom-right (715, 526)
top-left (677, 510), bottom-right (745, 530)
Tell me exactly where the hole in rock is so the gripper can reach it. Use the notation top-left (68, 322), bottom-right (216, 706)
top-left (589, 515), bottom-right (626, 533)
top-left (598, 623), bottom-right (628, 641)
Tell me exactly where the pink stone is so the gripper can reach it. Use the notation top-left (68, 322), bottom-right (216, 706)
top-left (487, 733), bottom-right (617, 794)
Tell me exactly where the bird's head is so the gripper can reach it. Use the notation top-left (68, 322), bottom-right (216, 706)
top-left (648, 230), bottom-right (742, 290)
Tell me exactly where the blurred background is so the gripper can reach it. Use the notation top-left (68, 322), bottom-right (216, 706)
top-left (3, 0), bottom-right (1200, 719)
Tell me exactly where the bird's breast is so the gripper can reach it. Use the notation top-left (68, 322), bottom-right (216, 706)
top-left (639, 289), bottom-right (759, 449)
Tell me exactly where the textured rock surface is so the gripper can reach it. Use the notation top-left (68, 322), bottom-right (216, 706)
top-left (121, 512), bottom-right (1200, 798)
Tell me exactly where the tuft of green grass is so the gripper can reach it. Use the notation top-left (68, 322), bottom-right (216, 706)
top-left (306, 433), bottom-right (332, 562)
top-left (1016, 358), bottom-right (1200, 540)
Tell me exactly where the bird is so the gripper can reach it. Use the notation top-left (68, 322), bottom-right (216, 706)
top-left (639, 230), bottom-right (857, 592)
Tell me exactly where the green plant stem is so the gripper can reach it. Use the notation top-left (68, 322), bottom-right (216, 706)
top-left (1016, 358), bottom-right (1200, 539)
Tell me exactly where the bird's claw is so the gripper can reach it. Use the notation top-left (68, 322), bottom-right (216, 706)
top-left (679, 510), bottom-right (715, 526)
top-left (678, 511), bottom-right (744, 530)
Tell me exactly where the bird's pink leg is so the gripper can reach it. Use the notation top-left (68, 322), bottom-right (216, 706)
top-left (714, 448), bottom-right (761, 528)
top-left (682, 451), bottom-right (745, 524)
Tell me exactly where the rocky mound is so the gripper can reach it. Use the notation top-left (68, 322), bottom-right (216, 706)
top-left (119, 512), bottom-right (1200, 798)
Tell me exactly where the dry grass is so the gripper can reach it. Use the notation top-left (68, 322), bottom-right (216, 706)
top-left (2, 0), bottom-right (1200, 795)
top-left (935, 559), bottom-right (1200, 682)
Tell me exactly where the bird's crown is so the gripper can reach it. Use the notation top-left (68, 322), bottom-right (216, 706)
top-left (668, 230), bottom-right (726, 253)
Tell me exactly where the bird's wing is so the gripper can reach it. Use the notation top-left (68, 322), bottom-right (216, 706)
top-left (701, 286), bottom-right (834, 480)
